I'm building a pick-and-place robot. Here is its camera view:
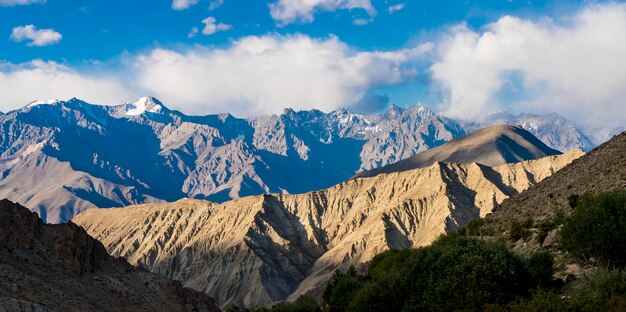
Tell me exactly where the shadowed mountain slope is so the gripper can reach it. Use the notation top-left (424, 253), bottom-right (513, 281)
top-left (74, 149), bottom-right (582, 308)
top-left (356, 125), bottom-right (561, 178)
top-left (482, 130), bottom-right (626, 235)
top-left (0, 199), bottom-right (220, 312)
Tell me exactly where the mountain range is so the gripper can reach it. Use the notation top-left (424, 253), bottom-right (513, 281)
top-left (462, 111), bottom-right (623, 152)
top-left (73, 125), bottom-right (584, 308)
top-left (0, 97), bottom-right (617, 223)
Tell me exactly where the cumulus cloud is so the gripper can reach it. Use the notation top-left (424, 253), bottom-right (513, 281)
top-left (269, 0), bottom-right (377, 25)
top-left (431, 3), bottom-right (626, 127)
top-left (201, 17), bottom-right (231, 35)
top-left (10, 25), bottom-right (62, 47)
top-left (0, 60), bottom-right (133, 110)
top-left (0, 34), bottom-right (430, 117)
top-left (0, 0), bottom-right (45, 6)
top-left (132, 34), bottom-right (431, 116)
top-left (171, 0), bottom-right (198, 10)
top-left (388, 3), bottom-right (404, 14)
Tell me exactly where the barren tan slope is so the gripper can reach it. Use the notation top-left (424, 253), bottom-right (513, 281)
top-left (356, 125), bottom-right (561, 178)
top-left (483, 130), bottom-right (626, 235)
top-left (74, 150), bottom-right (583, 308)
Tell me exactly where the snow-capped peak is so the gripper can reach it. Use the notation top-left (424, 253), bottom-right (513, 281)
top-left (26, 99), bottom-right (61, 107)
top-left (126, 96), bottom-right (165, 116)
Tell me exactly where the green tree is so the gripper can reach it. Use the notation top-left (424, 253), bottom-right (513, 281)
top-left (324, 235), bottom-right (549, 312)
top-left (560, 191), bottom-right (626, 267)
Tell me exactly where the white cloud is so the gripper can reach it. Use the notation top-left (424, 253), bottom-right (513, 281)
top-left (201, 17), bottom-right (231, 35)
top-left (0, 60), bottom-right (133, 110)
top-left (208, 0), bottom-right (223, 10)
top-left (188, 27), bottom-right (199, 38)
top-left (269, 0), bottom-right (377, 26)
top-left (132, 34), bottom-right (431, 116)
top-left (0, 34), bottom-right (431, 117)
top-left (10, 25), bottom-right (62, 47)
top-left (431, 3), bottom-right (626, 127)
top-left (353, 18), bottom-right (372, 26)
top-left (388, 3), bottom-right (404, 14)
top-left (171, 0), bottom-right (198, 10)
top-left (0, 0), bottom-right (45, 6)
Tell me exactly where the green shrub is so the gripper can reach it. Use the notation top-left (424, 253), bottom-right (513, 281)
top-left (525, 252), bottom-right (554, 288)
top-left (537, 210), bottom-right (565, 243)
top-left (505, 289), bottom-right (569, 312)
top-left (323, 235), bottom-right (552, 311)
top-left (509, 219), bottom-right (533, 242)
top-left (559, 191), bottom-right (626, 267)
top-left (568, 194), bottom-right (580, 208)
top-left (466, 218), bottom-right (484, 236)
top-left (567, 269), bottom-right (626, 311)
top-left (323, 266), bottom-right (365, 312)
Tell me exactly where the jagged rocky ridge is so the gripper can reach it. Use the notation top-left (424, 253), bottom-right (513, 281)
top-left (73, 126), bottom-right (584, 308)
top-left (0, 98), bottom-right (464, 223)
top-left (0, 199), bottom-right (220, 312)
top-left (0, 97), bottom-right (607, 223)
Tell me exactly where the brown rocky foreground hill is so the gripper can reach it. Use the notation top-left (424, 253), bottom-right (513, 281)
top-left (74, 149), bottom-right (583, 308)
top-left (0, 199), bottom-right (220, 312)
top-left (482, 130), bottom-right (626, 236)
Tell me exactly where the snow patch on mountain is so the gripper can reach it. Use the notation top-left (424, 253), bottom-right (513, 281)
top-left (125, 96), bottom-right (165, 116)
top-left (26, 99), bottom-right (61, 107)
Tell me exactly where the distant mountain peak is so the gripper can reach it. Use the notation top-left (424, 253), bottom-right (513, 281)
top-left (355, 124), bottom-right (562, 178)
top-left (385, 103), bottom-right (404, 116)
top-left (125, 96), bottom-right (167, 116)
top-left (282, 107), bottom-right (296, 115)
top-left (26, 99), bottom-right (62, 108)
top-left (405, 104), bottom-right (432, 116)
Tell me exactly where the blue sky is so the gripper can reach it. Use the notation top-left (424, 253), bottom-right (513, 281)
top-left (1, 0), bottom-right (578, 63)
top-left (0, 0), bottom-right (625, 127)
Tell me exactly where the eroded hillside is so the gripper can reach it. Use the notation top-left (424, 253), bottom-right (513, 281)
top-left (74, 149), bottom-right (583, 308)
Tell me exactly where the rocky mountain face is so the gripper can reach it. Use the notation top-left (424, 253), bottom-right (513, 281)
top-left (0, 199), bottom-right (220, 312)
top-left (356, 125), bottom-right (560, 178)
top-left (0, 97), bottom-right (604, 223)
top-left (74, 138), bottom-right (583, 308)
top-left (482, 129), bottom-right (626, 235)
top-left (463, 112), bottom-right (623, 152)
top-left (0, 98), bottom-right (464, 223)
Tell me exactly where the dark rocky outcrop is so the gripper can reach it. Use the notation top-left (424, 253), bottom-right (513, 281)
top-left (0, 199), bottom-right (220, 312)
